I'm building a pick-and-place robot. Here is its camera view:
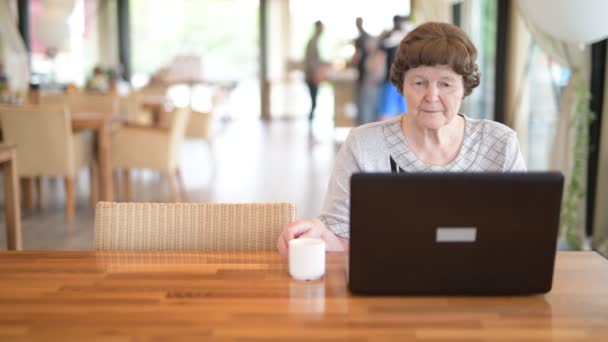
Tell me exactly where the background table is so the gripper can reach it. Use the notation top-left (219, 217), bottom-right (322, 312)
top-left (0, 251), bottom-right (606, 340)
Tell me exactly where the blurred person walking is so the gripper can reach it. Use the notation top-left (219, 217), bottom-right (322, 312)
top-left (304, 21), bottom-right (329, 133)
top-left (376, 15), bottom-right (409, 120)
top-left (352, 17), bottom-right (378, 125)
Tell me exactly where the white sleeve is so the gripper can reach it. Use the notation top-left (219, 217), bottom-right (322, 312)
top-left (504, 132), bottom-right (527, 171)
top-left (318, 131), bottom-right (362, 239)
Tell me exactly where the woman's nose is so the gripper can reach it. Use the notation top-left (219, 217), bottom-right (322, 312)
top-left (424, 85), bottom-right (439, 102)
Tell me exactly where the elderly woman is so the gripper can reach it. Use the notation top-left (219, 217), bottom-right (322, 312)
top-left (278, 22), bottom-right (526, 258)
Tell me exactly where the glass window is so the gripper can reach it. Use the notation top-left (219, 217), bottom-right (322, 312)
top-left (289, 0), bottom-right (411, 62)
top-left (130, 0), bottom-right (259, 116)
top-left (29, 0), bottom-right (99, 87)
top-left (459, 0), bottom-right (496, 120)
top-left (131, 0), bottom-right (258, 82)
top-left (284, 0), bottom-right (411, 124)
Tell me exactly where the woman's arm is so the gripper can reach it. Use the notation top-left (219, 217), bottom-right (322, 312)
top-left (277, 130), bottom-right (362, 259)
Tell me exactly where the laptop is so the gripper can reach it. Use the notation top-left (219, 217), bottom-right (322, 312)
top-left (348, 172), bottom-right (564, 295)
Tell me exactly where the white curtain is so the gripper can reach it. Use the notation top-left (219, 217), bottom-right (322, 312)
top-left (0, 0), bottom-right (30, 96)
top-left (504, 8), bottom-right (531, 158)
top-left (413, 0), bottom-right (454, 24)
top-left (515, 0), bottom-right (591, 250)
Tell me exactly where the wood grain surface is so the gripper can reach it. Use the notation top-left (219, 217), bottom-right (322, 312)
top-left (0, 251), bottom-right (606, 341)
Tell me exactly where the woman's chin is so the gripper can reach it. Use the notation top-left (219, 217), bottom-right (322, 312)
top-left (417, 116), bottom-right (448, 130)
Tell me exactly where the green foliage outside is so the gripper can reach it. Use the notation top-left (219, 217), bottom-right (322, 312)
top-left (562, 74), bottom-right (595, 250)
top-left (130, 0), bottom-right (259, 80)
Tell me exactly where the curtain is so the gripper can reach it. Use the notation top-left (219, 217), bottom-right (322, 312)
top-left (515, 0), bottom-right (591, 250)
top-left (504, 7), bottom-right (531, 158)
top-left (0, 0), bottom-right (30, 97)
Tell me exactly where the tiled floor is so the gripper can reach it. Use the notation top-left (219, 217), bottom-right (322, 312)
top-left (0, 117), bottom-right (340, 250)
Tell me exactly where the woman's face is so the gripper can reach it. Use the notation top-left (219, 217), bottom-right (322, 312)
top-left (402, 65), bottom-right (465, 130)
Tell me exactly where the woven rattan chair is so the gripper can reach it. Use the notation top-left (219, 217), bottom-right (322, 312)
top-left (94, 202), bottom-right (296, 251)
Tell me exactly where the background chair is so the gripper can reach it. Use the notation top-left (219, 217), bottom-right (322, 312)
top-left (65, 92), bottom-right (119, 117)
top-left (94, 202), bottom-right (296, 251)
top-left (140, 84), bottom-right (171, 127)
top-left (183, 109), bottom-right (213, 141)
top-left (118, 90), bottom-right (155, 126)
top-left (111, 107), bottom-right (191, 202)
top-left (40, 92), bottom-right (119, 117)
top-left (0, 105), bottom-right (95, 223)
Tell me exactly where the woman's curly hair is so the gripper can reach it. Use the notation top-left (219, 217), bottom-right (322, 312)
top-left (390, 22), bottom-right (480, 97)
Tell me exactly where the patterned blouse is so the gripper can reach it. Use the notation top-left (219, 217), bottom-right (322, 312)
top-left (319, 114), bottom-right (527, 239)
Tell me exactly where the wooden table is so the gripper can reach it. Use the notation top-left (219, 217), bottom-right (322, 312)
top-left (72, 111), bottom-right (114, 202)
top-left (0, 251), bottom-right (606, 340)
top-left (0, 145), bottom-right (21, 250)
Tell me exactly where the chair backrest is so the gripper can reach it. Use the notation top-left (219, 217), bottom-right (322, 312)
top-left (184, 110), bottom-right (213, 140)
top-left (39, 93), bottom-right (69, 106)
top-left (94, 202), bottom-right (296, 251)
top-left (67, 93), bottom-right (118, 117)
top-left (167, 107), bottom-right (190, 170)
top-left (0, 105), bottom-right (76, 176)
top-left (120, 90), bottom-right (145, 124)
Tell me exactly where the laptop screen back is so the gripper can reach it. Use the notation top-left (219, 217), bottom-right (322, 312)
top-left (348, 172), bottom-right (563, 295)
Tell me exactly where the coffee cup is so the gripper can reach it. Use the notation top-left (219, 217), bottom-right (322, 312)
top-left (288, 238), bottom-right (326, 281)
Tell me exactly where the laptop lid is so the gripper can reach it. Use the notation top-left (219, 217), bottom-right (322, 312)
top-left (348, 172), bottom-right (564, 295)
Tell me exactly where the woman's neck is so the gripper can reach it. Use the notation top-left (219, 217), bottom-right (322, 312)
top-left (401, 115), bottom-right (465, 166)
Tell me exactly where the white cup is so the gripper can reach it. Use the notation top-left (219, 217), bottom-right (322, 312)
top-left (289, 238), bottom-right (326, 281)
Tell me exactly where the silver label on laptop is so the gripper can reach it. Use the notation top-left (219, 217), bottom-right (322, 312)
top-left (436, 227), bottom-right (477, 243)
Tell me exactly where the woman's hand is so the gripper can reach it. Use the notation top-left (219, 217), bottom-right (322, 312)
top-left (277, 218), bottom-right (347, 259)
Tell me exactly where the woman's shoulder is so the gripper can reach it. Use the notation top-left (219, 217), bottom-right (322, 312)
top-left (462, 116), bottom-right (525, 171)
top-left (341, 116), bottom-right (401, 156)
top-left (348, 116), bottom-right (401, 140)
top-left (464, 116), bottom-right (516, 139)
